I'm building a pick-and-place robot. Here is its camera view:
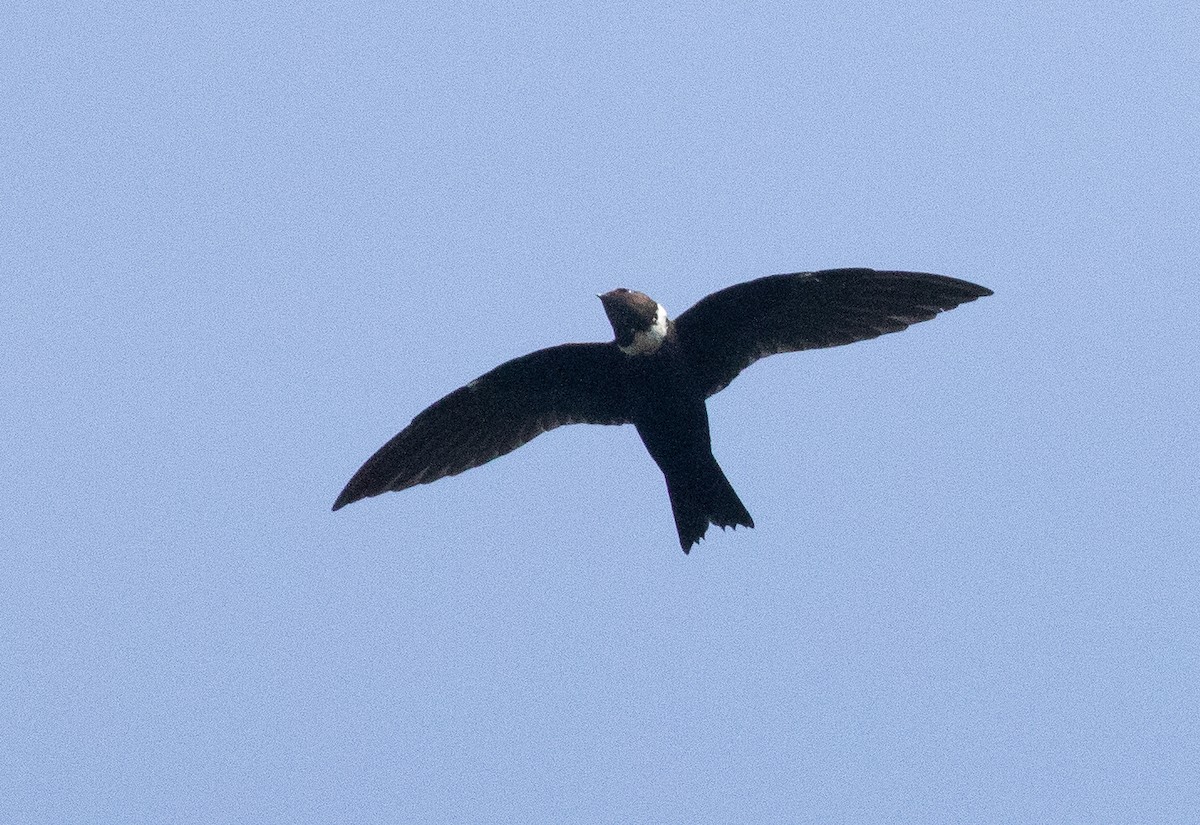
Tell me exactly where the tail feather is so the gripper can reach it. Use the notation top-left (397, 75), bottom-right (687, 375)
top-left (664, 460), bottom-right (754, 553)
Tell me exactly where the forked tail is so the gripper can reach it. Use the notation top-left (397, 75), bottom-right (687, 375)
top-left (664, 459), bottom-right (754, 553)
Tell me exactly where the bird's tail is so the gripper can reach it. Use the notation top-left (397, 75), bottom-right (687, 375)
top-left (664, 459), bottom-right (754, 553)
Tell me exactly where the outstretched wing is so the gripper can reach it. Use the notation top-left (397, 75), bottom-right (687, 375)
top-left (333, 343), bottom-right (630, 510)
top-left (674, 268), bottom-right (993, 397)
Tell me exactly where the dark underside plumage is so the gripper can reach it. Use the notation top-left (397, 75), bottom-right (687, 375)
top-left (333, 268), bottom-right (992, 551)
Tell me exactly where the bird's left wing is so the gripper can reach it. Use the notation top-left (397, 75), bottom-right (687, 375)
top-left (333, 343), bottom-right (630, 510)
top-left (674, 268), bottom-right (993, 397)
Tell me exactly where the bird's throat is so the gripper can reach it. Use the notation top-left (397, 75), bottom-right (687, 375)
top-left (619, 303), bottom-right (669, 355)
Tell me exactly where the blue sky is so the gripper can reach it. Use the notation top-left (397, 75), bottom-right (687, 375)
top-left (4, 2), bottom-right (1198, 822)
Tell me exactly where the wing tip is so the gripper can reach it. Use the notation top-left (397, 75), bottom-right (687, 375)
top-left (332, 481), bottom-right (369, 511)
top-left (945, 275), bottom-right (993, 301)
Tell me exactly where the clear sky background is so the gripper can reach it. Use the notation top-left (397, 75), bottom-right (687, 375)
top-left (4, 2), bottom-right (1198, 822)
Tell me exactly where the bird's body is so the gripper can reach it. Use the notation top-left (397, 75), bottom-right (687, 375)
top-left (333, 268), bottom-right (992, 552)
top-left (619, 325), bottom-right (755, 548)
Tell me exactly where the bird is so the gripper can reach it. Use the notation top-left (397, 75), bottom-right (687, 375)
top-left (333, 268), bottom-right (992, 552)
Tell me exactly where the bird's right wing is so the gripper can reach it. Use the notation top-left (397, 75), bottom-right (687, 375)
top-left (333, 343), bottom-right (630, 510)
top-left (674, 269), bottom-right (993, 397)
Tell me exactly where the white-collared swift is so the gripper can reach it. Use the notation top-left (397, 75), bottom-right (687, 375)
top-left (333, 268), bottom-right (992, 552)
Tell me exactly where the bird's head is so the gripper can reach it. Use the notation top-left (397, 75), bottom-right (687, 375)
top-left (598, 288), bottom-right (670, 355)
